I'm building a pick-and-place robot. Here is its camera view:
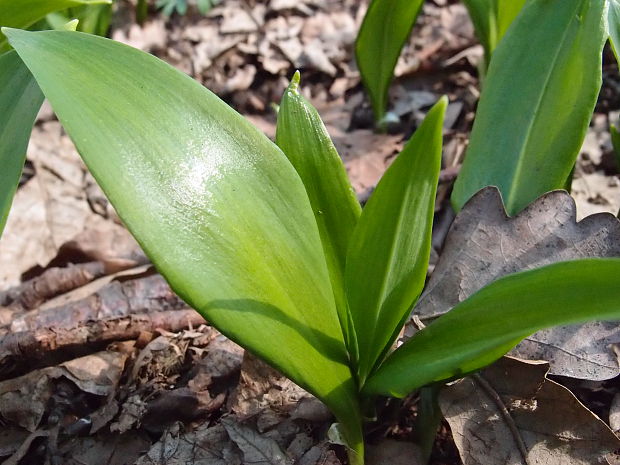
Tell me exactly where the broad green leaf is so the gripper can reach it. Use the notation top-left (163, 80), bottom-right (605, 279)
top-left (345, 97), bottom-right (446, 383)
top-left (0, 50), bottom-right (44, 236)
top-left (363, 259), bottom-right (620, 398)
top-left (276, 71), bottom-right (361, 356)
top-left (452, 0), bottom-right (606, 216)
top-left (0, 0), bottom-right (110, 50)
top-left (355, 0), bottom-right (424, 124)
top-left (609, 0), bottom-right (620, 62)
top-left (5, 29), bottom-right (363, 454)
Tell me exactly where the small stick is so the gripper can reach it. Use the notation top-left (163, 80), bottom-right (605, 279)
top-left (0, 309), bottom-right (206, 379)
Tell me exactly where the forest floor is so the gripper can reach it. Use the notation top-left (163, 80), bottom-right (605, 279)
top-left (2, 0), bottom-right (620, 464)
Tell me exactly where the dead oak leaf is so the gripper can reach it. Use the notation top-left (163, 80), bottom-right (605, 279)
top-left (439, 356), bottom-right (620, 465)
top-left (222, 416), bottom-right (291, 465)
top-left (414, 187), bottom-right (620, 380)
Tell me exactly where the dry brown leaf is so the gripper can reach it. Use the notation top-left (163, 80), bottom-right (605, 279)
top-left (414, 187), bottom-right (620, 380)
top-left (0, 123), bottom-right (136, 290)
top-left (111, 19), bottom-right (167, 52)
top-left (229, 352), bottom-right (311, 422)
top-left (572, 170), bottom-right (620, 220)
top-left (189, 334), bottom-right (244, 391)
top-left (0, 427), bottom-right (29, 458)
top-left (366, 439), bottom-right (423, 465)
top-left (134, 422), bottom-right (243, 465)
top-left (0, 179), bottom-right (55, 289)
top-left (110, 394), bottom-right (148, 434)
top-left (2, 430), bottom-right (49, 465)
top-left (610, 392), bottom-right (620, 432)
top-left (57, 432), bottom-right (150, 465)
top-left (0, 351), bottom-right (126, 431)
top-left (222, 416), bottom-right (291, 465)
top-left (0, 124), bottom-right (93, 287)
top-left (54, 214), bottom-right (146, 272)
top-left (286, 432), bottom-right (314, 461)
top-left (340, 131), bottom-right (402, 193)
top-left (298, 444), bottom-right (342, 465)
top-left (439, 356), bottom-right (620, 465)
top-left (220, 8), bottom-right (261, 34)
top-left (142, 387), bottom-right (221, 433)
top-left (130, 334), bottom-right (188, 384)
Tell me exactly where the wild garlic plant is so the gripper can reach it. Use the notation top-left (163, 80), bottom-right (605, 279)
top-left (2, 8), bottom-right (620, 463)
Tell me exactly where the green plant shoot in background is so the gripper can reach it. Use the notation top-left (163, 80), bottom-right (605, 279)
top-left (359, 0), bottom-right (613, 216)
top-left (3, 22), bottom-right (620, 463)
top-left (452, 0), bottom-right (607, 215)
top-left (356, 0), bottom-right (528, 126)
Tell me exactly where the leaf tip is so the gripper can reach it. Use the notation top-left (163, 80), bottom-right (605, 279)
top-left (1, 27), bottom-right (31, 46)
top-left (427, 95), bottom-right (448, 123)
top-left (62, 19), bottom-right (80, 32)
top-left (289, 70), bottom-right (301, 93)
top-left (1, 27), bottom-right (17, 37)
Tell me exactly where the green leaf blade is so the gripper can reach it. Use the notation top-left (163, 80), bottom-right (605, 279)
top-left (345, 97), bottom-right (446, 383)
top-left (452, 0), bottom-right (606, 216)
top-left (275, 71), bottom-right (361, 356)
top-left (0, 0), bottom-right (110, 50)
top-left (0, 50), bottom-right (44, 236)
top-left (364, 259), bottom-right (620, 398)
top-left (5, 28), bottom-right (363, 450)
top-left (495, 0), bottom-right (527, 39)
top-left (355, 0), bottom-right (424, 124)
top-left (608, 0), bottom-right (620, 62)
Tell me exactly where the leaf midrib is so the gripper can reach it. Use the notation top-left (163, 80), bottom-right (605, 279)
top-left (360, 178), bottom-right (412, 377)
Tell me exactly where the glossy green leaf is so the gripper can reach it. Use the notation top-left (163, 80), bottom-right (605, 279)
top-left (345, 97), bottom-right (446, 383)
top-left (5, 28), bottom-right (363, 454)
top-left (355, 0), bottom-right (424, 124)
top-left (276, 71), bottom-right (361, 355)
top-left (0, 50), bottom-right (44, 236)
top-left (452, 0), bottom-right (606, 216)
top-left (364, 259), bottom-right (620, 397)
top-left (609, 0), bottom-right (620, 62)
top-left (0, 0), bottom-right (110, 50)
